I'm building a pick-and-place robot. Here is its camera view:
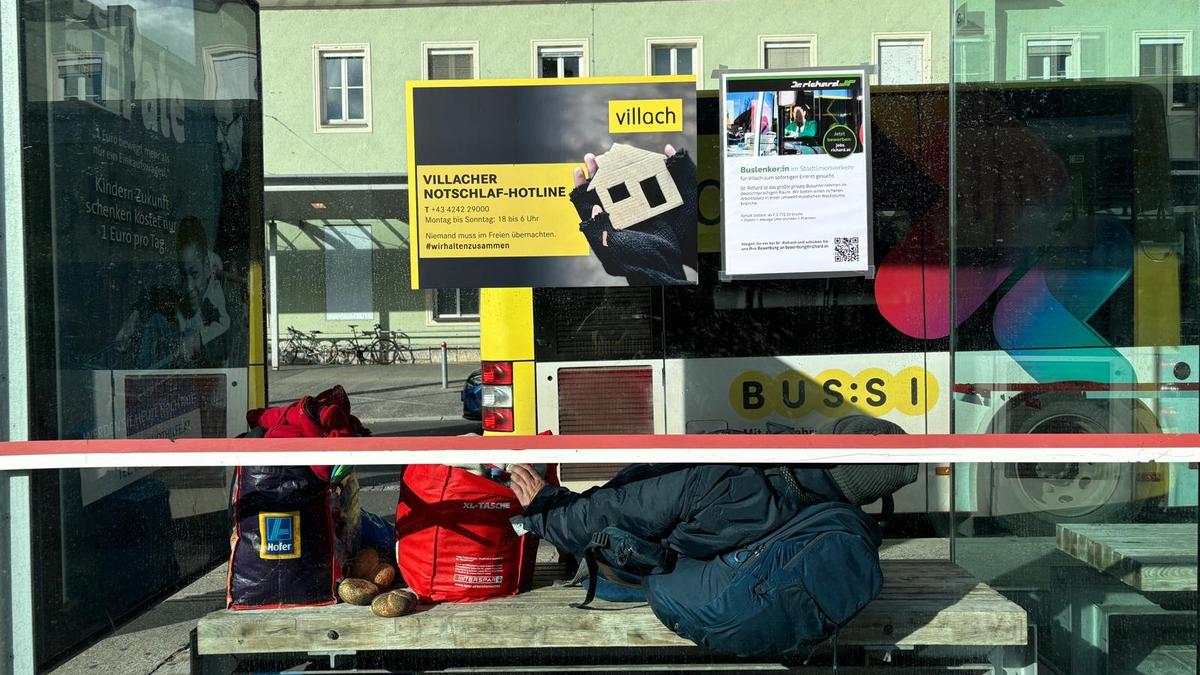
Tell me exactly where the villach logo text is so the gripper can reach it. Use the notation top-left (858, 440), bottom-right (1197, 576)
top-left (260, 512), bottom-right (301, 559)
top-left (608, 99), bottom-right (684, 133)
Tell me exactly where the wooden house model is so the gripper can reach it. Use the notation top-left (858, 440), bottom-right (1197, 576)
top-left (587, 143), bottom-right (683, 230)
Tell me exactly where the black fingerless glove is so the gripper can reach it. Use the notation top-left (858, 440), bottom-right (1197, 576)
top-left (663, 150), bottom-right (698, 259)
top-left (568, 149), bottom-right (697, 286)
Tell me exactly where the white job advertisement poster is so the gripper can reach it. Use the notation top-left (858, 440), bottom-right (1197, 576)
top-left (720, 68), bottom-right (872, 279)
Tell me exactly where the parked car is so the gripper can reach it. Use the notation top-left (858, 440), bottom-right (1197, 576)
top-left (461, 369), bottom-right (482, 420)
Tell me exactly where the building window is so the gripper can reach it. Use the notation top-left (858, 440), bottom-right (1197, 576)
top-left (1138, 36), bottom-right (1185, 77)
top-left (322, 53), bottom-right (365, 123)
top-left (56, 55), bottom-right (103, 103)
top-left (876, 35), bottom-right (930, 85)
top-left (315, 47), bottom-right (369, 129)
top-left (434, 289), bottom-right (480, 320)
top-left (1026, 37), bottom-right (1076, 81)
top-left (761, 38), bottom-right (813, 70)
top-left (424, 44), bottom-right (477, 80)
top-left (1137, 33), bottom-right (1192, 108)
top-left (647, 39), bottom-right (700, 77)
top-left (536, 43), bottom-right (585, 78)
top-left (324, 224), bottom-right (374, 321)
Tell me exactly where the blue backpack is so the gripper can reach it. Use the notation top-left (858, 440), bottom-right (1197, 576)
top-left (576, 501), bottom-right (883, 660)
top-left (647, 501), bottom-right (883, 657)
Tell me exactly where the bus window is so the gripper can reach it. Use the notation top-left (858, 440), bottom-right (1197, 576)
top-left (533, 287), bottom-right (662, 362)
top-left (951, 81), bottom-right (1198, 437)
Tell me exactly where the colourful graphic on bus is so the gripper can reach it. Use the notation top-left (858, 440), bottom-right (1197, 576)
top-left (871, 92), bottom-right (1138, 386)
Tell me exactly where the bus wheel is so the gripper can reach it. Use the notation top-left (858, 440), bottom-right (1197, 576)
top-left (994, 397), bottom-right (1142, 531)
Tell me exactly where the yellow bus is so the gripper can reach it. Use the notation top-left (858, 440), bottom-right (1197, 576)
top-left (479, 79), bottom-right (1199, 524)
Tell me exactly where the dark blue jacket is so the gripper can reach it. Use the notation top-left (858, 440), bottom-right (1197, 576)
top-left (519, 463), bottom-right (847, 562)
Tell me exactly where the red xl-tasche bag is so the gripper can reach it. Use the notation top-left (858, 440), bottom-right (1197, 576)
top-left (396, 464), bottom-right (553, 603)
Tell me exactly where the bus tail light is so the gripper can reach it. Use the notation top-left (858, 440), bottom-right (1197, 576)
top-left (483, 407), bottom-right (514, 432)
top-left (482, 361), bottom-right (514, 385)
top-left (482, 361), bottom-right (515, 432)
top-left (482, 385), bottom-right (513, 408)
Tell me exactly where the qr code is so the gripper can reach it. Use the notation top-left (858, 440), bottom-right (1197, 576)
top-left (834, 237), bottom-right (860, 263)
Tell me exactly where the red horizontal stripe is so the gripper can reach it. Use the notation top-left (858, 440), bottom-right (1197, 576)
top-left (0, 433), bottom-right (1197, 457)
top-left (954, 382), bottom-right (1200, 394)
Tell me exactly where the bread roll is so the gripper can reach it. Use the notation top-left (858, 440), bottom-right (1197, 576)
top-left (371, 589), bottom-right (418, 618)
top-left (338, 578), bottom-right (380, 606)
top-left (371, 562), bottom-right (397, 590)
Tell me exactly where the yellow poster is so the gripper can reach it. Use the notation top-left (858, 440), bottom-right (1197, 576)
top-left (407, 76), bottom-right (698, 289)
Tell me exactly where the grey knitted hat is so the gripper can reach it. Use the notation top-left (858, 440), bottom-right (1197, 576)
top-left (817, 416), bottom-right (919, 506)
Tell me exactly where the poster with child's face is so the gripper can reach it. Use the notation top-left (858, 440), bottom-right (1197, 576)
top-left (407, 77), bottom-right (698, 288)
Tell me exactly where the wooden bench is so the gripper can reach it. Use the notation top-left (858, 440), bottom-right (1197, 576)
top-left (1056, 523), bottom-right (1198, 593)
top-left (1055, 524), bottom-right (1197, 674)
top-left (191, 559), bottom-right (1032, 673)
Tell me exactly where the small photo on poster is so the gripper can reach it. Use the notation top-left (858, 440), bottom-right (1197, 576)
top-left (725, 86), bottom-right (865, 160)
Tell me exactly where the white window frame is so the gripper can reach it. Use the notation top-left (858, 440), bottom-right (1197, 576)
top-left (428, 289), bottom-right (481, 322)
top-left (872, 32), bottom-right (933, 85)
top-left (422, 41), bottom-right (480, 80)
top-left (313, 44), bottom-right (371, 133)
top-left (1133, 30), bottom-right (1191, 75)
top-left (758, 35), bottom-right (817, 70)
top-left (1134, 30), bottom-right (1194, 112)
top-left (53, 52), bottom-right (104, 104)
top-left (1021, 33), bottom-right (1082, 81)
top-left (531, 39), bottom-right (589, 78)
top-left (645, 37), bottom-right (703, 85)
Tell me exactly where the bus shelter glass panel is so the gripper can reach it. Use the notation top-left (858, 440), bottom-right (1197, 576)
top-left (17, 0), bottom-right (262, 665)
top-left (948, 2), bottom-right (1199, 674)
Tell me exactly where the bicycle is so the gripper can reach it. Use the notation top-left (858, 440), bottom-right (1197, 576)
top-left (375, 326), bottom-right (415, 364)
top-left (333, 324), bottom-right (401, 365)
top-left (279, 326), bottom-right (334, 365)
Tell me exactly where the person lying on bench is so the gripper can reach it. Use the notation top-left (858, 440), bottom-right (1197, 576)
top-left (508, 416), bottom-right (916, 563)
top-left (506, 415), bottom-right (917, 661)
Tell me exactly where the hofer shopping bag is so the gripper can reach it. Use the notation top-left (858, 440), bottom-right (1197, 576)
top-left (227, 466), bottom-right (343, 609)
top-left (395, 465), bottom-right (540, 603)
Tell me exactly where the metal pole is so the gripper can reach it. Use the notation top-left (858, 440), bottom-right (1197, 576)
top-left (1, 0), bottom-right (27, 447)
top-left (1, 474), bottom-right (34, 675)
top-left (440, 342), bottom-right (449, 389)
top-left (947, 0), bottom-right (960, 564)
top-left (268, 220), bottom-right (279, 370)
top-left (1, 0), bottom-right (37, 666)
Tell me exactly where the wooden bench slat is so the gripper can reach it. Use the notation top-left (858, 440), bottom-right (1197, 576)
top-left (1057, 523), bottom-right (1198, 592)
top-left (197, 560), bottom-right (1026, 656)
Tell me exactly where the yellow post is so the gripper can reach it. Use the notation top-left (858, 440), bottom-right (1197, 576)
top-left (247, 259), bottom-right (267, 410)
top-left (480, 288), bottom-right (537, 435)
